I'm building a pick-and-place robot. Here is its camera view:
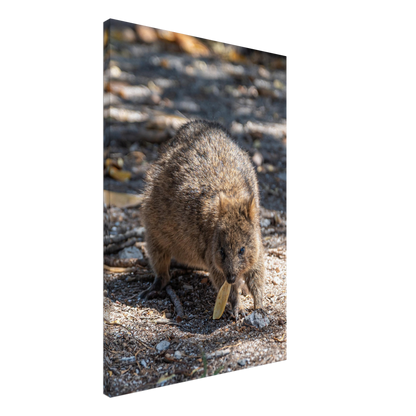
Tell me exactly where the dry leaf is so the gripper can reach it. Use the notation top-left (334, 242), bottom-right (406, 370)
top-left (157, 374), bottom-right (175, 384)
top-left (108, 166), bottom-right (131, 182)
top-left (104, 158), bottom-right (123, 169)
top-left (103, 190), bottom-right (144, 208)
top-left (213, 281), bottom-right (231, 319)
top-left (174, 33), bottom-right (210, 57)
top-left (275, 333), bottom-right (286, 342)
top-left (103, 264), bottom-right (135, 273)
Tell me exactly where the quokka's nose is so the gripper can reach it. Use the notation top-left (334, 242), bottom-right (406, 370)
top-left (226, 275), bottom-right (237, 284)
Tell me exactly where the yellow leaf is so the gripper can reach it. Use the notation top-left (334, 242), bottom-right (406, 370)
top-left (103, 190), bottom-right (143, 208)
top-left (213, 281), bottom-right (231, 319)
top-left (104, 158), bottom-right (123, 169)
top-left (157, 374), bottom-right (175, 384)
top-left (174, 33), bottom-right (210, 57)
top-left (109, 166), bottom-right (131, 182)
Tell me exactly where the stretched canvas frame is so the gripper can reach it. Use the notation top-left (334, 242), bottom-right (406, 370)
top-left (103, 18), bottom-right (286, 397)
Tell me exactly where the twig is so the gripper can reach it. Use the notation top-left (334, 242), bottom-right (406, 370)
top-left (115, 356), bottom-right (136, 364)
top-left (104, 238), bottom-right (138, 255)
top-left (205, 349), bottom-right (231, 360)
top-left (104, 256), bottom-right (148, 268)
top-left (125, 274), bottom-right (155, 283)
top-left (165, 285), bottom-right (184, 321)
top-left (103, 256), bottom-right (145, 267)
top-left (104, 229), bottom-right (144, 246)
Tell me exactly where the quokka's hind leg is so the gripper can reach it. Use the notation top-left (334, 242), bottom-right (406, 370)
top-left (139, 242), bottom-right (171, 300)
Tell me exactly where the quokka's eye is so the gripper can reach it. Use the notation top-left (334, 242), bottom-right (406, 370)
top-left (220, 247), bottom-right (226, 260)
top-left (239, 247), bottom-right (245, 256)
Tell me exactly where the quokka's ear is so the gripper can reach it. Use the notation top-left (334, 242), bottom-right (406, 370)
top-left (244, 193), bottom-right (256, 221)
top-left (218, 192), bottom-right (230, 215)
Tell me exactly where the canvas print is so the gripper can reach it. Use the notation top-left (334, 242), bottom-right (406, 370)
top-left (103, 18), bottom-right (287, 397)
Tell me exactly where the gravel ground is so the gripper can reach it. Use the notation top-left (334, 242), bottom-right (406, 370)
top-left (103, 19), bottom-right (286, 397)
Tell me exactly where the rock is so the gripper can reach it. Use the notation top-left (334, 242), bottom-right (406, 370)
top-left (237, 358), bottom-right (247, 366)
top-left (156, 340), bottom-right (170, 352)
top-left (119, 245), bottom-right (143, 260)
top-left (140, 360), bottom-right (147, 368)
top-left (260, 218), bottom-right (271, 228)
top-left (183, 284), bottom-right (193, 290)
top-left (244, 310), bottom-right (270, 329)
top-left (252, 151), bottom-right (263, 167)
top-left (174, 351), bottom-right (182, 359)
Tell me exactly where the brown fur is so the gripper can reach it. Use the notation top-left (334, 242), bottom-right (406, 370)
top-left (139, 120), bottom-right (265, 319)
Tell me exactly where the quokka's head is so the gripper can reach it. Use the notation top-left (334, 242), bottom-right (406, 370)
top-left (212, 192), bottom-right (260, 284)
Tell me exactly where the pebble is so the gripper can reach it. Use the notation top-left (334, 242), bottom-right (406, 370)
top-left (183, 284), bottom-right (193, 290)
top-left (244, 310), bottom-right (270, 329)
top-left (252, 151), bottom-right (263, 167)
top-left (174, 351), bottom-right (182, 359)
top-left (237, 359), bottom-right (247, 366)
top-left (140, 360), bottom-right (147, 368)
top-left (156, 340), bottom-right (170, 351)
top-left (260, 218), bottom-right (271, 228)
top-left (119, 246), bottom-right (143, 259)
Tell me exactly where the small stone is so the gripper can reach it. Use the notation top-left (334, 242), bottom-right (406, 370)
top-left (119, 246), bottom-right (143, 259)
top-left (244, 310), bottom-right (270, 329)
top-left (156, 340), bottom-right (170, 351)
top-left (165, 313), bottom-right (172, 319)
top-left (260, 218), bottom-right (271, 228)
top-left (237, 359), bottom-right (247, 366)
top-left (183, 284), bottom-right (193, 290)
top-left (252, 151), bottom-right (263, 167)
top-left (140, 360), bottom-right (147, 368)
top-left (174, 351), bottom-right (182, 359)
